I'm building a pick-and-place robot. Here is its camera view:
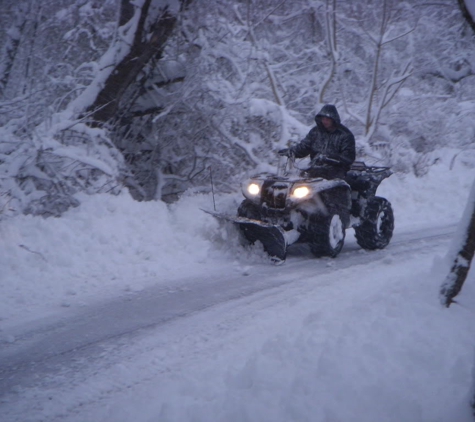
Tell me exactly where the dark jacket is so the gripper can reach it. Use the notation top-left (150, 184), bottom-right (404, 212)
top-left (290, 105), bottom-right (356, 171)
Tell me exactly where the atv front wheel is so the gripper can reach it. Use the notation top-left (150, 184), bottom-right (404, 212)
top-left (354, 197), bottom-right (394, 250)
top-left (309, 213), bottom-right (346, 258)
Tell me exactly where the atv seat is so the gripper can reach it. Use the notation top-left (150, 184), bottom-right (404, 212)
top-left (345, 161), bottom-right (392, 197)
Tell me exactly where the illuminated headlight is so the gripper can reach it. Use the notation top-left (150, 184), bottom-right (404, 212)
top-left (242, 180), bottom-right (263, 200)
top-left (292, 186), bottom-right (310, 199)
top-left (247, 183), bottom-right (260, 196)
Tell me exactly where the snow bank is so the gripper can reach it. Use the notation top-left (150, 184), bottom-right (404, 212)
top-left (0, 192), bottom-right (228, 327)
top-left (378, 153), bottom-right (475, 231)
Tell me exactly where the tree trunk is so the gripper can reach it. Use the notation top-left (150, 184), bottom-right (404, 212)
top-left (87, 0), bottom-right (178, 125)
top-left (440, 180), bottom-right (475, 307)
top-left (458, 0), bottom-right (475, 33)
top-left (0, 2), bottom-right (29, 97)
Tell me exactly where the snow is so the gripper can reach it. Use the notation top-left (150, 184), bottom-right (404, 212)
top-left (2, 156), bottom-right (475, 421)
top-left (74, 258), bottom-right (475, 422)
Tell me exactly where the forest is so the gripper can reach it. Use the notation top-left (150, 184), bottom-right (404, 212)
top-left (0, 0), bottom-right (474, 217)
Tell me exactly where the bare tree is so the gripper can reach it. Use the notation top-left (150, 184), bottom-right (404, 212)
top-left (338, 0), bottom-right (415, 142)
top-left (319, 0), bottom-right (337, 104)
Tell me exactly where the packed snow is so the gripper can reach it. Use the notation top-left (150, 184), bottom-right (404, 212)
top-left (1, 152), bottom-right (475, 421)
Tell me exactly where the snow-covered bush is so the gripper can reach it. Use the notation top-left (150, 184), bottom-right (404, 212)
top-left (0, 122), bottom-right (123, 218)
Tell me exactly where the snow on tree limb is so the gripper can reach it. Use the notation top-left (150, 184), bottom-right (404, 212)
top-left (66, 2), bottom-right (143, 116)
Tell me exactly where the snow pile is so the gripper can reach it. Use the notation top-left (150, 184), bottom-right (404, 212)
top-left (0, 192), bottom-right (226, 326)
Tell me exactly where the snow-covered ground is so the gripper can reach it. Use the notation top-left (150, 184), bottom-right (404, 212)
top-left (1, 153), bottom-right (475, 421)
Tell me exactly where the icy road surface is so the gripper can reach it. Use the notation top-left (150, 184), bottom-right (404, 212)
top-left (1, 224), bottom-right (474, 422)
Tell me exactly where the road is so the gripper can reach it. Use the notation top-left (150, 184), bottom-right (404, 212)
top-left (0, 224), bottom-right (457, 421)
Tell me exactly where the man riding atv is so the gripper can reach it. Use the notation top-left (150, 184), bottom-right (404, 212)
top-left (206, 103), bottom-right (393, 263)
top-left (278, 104), bottom-right (356, 180)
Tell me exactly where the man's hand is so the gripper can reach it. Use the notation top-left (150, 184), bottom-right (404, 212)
top-left (278, 148), bottom-right (291, 157)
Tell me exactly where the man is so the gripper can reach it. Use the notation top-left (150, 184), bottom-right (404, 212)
top-left (279, 104), bottom-right (356, 179)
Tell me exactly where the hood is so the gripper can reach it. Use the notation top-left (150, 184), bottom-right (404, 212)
top-left (315, 104), bottom-right (341, 125)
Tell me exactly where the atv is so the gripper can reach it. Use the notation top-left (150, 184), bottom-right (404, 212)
top-left (209, 156), bottom-right (394, 262)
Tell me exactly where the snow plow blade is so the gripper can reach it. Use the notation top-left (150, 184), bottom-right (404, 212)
top-left (202, 210), bottom-right (287, 262)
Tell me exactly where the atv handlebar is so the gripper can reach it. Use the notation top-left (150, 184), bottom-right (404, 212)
top-left (311, 154), bottom-right (343, 167)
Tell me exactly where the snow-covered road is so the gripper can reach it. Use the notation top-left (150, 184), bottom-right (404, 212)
top-left (2, 223), bottom-right (474, 422)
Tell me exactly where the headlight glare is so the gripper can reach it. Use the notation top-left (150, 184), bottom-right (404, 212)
top-left (247, 183), bottom-right (260, 195)
top-left (292, 186), bottom-right (310, 199)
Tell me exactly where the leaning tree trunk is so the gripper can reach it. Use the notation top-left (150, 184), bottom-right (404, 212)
top-left (458, 0), bottom-right (475, 33)
top-left (65, 0), bottom-right (194, 201)
top-left (87, 0), bottom-right (179, 126)
top-left (0, 2), bottom-right (30, 97)
top-left (440, 179), bottom-right (475, 307)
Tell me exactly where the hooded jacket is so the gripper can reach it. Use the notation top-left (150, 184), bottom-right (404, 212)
top-left (290, 104), bottom-right (356, 170)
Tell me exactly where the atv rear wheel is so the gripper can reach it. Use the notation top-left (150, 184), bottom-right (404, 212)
top-left (309, 213), bottom-right (346, 258)
top-left (354, 196), bottom-right (394, 250)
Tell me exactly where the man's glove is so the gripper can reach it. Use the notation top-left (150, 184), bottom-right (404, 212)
top-left (278, 148), bottom-right (291, 157)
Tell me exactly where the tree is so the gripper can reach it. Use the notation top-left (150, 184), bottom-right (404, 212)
top-left (0, 2), bottom-right (29, 97)
top-left (0, 0), bottom-right (124, 217)
top-left (440, 178), bottom-right (475, 307)
top-left (83, 0), bottom-right (192, 125)
top-left (458, 0), bottom-right (475, 32)
top-left (0, 0), bottom-right (196, 211)
top-left (134, 0), bottom-right (326, 200)
top-left (1, 0), bottom-right (474, 216)
top-left (61, 0), bottom-right (195, 201)
top-left (335, 0), bottom-right (415, 142)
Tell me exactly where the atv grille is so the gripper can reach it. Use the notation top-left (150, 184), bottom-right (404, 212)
top-left (261, 182), bottom-right (288, 209)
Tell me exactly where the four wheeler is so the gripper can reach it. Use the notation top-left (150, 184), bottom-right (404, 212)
top-left (220, 155), bottom-right (395, 262)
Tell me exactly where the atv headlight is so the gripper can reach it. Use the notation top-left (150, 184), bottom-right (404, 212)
top-left (242, 180), bottom-right (263, 201)
top-left (292, 186), bottom-right (310, 199)
top-left (247, 183), bottom-right (260, 196)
